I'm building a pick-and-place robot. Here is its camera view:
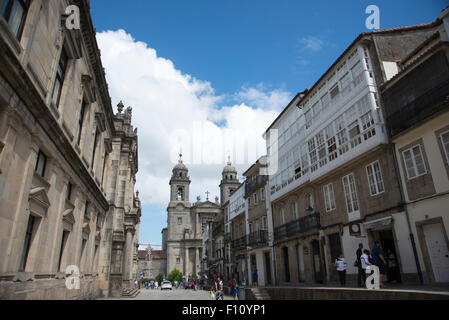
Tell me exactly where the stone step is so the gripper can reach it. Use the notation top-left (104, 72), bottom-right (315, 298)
top-left (122, 288), bottom-right (140, 298)
top-left (250, 288), bottom-right (271, 300)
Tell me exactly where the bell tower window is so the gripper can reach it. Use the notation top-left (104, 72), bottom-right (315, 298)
top-left (177, 187), bottom-right (184, 201)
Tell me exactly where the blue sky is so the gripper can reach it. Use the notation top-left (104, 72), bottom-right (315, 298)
top-left (90, 0), bottom-right (447, 248)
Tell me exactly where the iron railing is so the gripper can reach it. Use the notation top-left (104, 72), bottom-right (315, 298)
top-left (231, 236), bottom-right (247, 249)
top-left (274, 212), bottom-right (321, 241)
top-left (247, 230), bottom-right (269, 247)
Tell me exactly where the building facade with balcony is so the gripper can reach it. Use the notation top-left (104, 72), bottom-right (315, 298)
top-left (264, 20), bottom-right (443, 286)
top-left (0, 0), bottom-right (141, 299)
top-left (381, 8), bottom-right (449, 284)
top-left (228, 182), bottom-right (248, 285)
top-left (243, 156), bottom-right (274, 287)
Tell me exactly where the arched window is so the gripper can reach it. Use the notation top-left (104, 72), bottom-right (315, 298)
top-left (177, 187), bottom-right (184, 201)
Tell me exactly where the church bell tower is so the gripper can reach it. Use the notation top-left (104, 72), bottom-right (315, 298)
top-left (170, 154), bottom-right (190, 203)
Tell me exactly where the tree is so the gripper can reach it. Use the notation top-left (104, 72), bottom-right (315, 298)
top-left (167, 269), bottom-right (183, 283)
top-left (192, 272), bottom-right (197, 279)
top-left (156, 273), bottom-right (163, 284)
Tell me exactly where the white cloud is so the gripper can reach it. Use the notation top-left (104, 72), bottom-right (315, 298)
top-left (235, 84), bottom-right (291, 110)
top-left (298, 36), bottom-right (324, 52)
top-left (96, 29), bottom-right (291, 209)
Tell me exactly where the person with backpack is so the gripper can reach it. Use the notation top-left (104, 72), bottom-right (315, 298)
top-left (334, 254), bottom-right (347, 287)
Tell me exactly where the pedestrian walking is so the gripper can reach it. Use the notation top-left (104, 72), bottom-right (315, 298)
top-left (371, 241), bottom-right (387, 288)
top-left (232, 278), bottom-right (239, 300)
top-left (334, 254), bottom-right (347, 287)
top-left (355, 243), bottom-right (364, 287)
top-left (252, 268), bottom-right (258, 287)
top-left (386, 249), bottom-right (401, 283)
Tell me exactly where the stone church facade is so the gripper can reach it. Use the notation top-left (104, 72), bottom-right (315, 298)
top-left (165, 156), bottom-right (238, 277)
top-left (0, 0), bottom-right (140, 299)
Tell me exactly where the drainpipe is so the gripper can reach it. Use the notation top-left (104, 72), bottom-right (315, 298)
top-left (271, 203), bottom-right (278, 287)
top-left (391, 143), bottom-right (423, 284)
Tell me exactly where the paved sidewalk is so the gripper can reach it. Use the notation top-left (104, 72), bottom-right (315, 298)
top-left (254, 283), bottom-right (449, 294)
top-left (99, 288), bottom-right (234, 300)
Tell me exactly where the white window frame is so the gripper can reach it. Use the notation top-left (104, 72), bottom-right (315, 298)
top-left (323, 183), bottom-right (336, 212)
top-left (440, 130), bottom-right (449, 165)
top-left (342, 173), bottom-right (359, 214)
top-left (261, 188), bottom-right (265, 201)
top-left (366, 160), bottom-right (385, 196)
top-left (280, 208), bottom-right (285, 225)
top-left (291, 201), bottom-right (299, 220)
top-left (402, 144), bottom-right (427, 180)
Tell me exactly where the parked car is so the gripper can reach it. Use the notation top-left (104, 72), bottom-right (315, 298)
top-left (161, 281), bottom-right (173, 290)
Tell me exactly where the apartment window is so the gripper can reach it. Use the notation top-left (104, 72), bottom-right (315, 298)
top-left (291, 201), bottom-right (298, 220)
top-left (305, 193), bottom-right (314, 211)
top-left (51, 47), bottom-right (69, 108)
top-left (402, 145), bottom-right (427, 180)
top-left (324, 183), bottom-right (336, 212)
top-left (91, 128), bottom-right (100, 168)
top-left (440, 131), bottom-right (449, 164)
top-left (249, 223), bottom-right (252, 234)
top-left (260, 188), bottom-right (265, 201)
top-left (366, 161), bottom-right (385, 196)
top-left (19, 214), bottom-right (35, 271)
top-left (35, 150), bottom-right (47, 177)
top-left (80, 239), bottom-right (87, 270)
top-left (58, 231), bottom-right (70, 272)
top-left (262, 216), bottom-right (267, 230)
top-left (176, 257), bottom-right (180, 264)
top-left (330, 84), bottom-right (340, 100)
top-left (77, 100), bottom-right (87, 145)
top-left (253, 193), bottom-right (258, 205)
top-left (342, 173), bottom-right (359, 214)
top-left (66, 182), bottom-right (73, 201)
top-left (280, 208), bottom-right (285, 225)
top-left (248, 197), bottom-right (251, 207)
top-left (178, 217), bottom-right (182, 225)
top-left (1, 0), bottom-right (30, 39)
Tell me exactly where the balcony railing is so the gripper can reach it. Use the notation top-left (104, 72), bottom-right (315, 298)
top-left (245, 175), bottom-right (268, 197)
top-left (274, 212), bottom-right (321, 241)
top-left (247, 230), bottom-right (269, 247)
top-left (231, 236), bottom-right (247, 249)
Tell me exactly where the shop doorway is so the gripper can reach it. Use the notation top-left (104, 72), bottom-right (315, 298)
top-left (328, 233), bottom-right (342, 283)
top-left (312, 240), bottom-right (324, 284)
top-left (371, 229), bottom-right (402, 283)
top-left (264, 251), bottom-right (272, 285)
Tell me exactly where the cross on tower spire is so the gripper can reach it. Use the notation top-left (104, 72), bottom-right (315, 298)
top-left (205, 191), bottom-right (210, 201)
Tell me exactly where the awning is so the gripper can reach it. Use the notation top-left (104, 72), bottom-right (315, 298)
top-left (363, 216), bottom-right (393, 231)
